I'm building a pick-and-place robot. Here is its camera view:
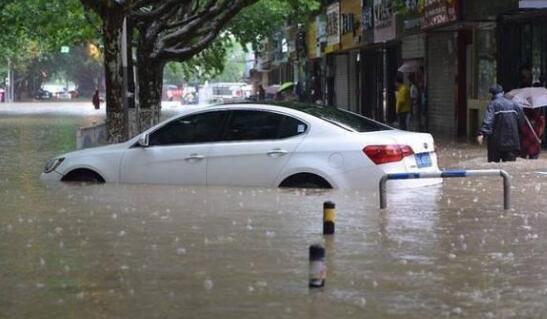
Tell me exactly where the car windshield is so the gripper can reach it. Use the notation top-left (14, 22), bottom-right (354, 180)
top-left (264, 102), bottom-right (393, 133)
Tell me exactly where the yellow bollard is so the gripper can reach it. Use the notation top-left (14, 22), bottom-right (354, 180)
top-left (323, 201), bottom-right (336, 235)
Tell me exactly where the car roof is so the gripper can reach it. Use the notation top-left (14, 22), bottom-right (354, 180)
top-left (204, 102), bottom-right (310, 115)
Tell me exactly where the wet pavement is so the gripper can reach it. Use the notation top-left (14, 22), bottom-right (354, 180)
top-left (1, 102), bottom-right (547, 318)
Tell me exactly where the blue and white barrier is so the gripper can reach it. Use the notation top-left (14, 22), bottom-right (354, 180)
top-left (379, 169), bottom-right (511, 210)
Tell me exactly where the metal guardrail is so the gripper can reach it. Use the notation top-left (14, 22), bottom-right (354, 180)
top-left (379, 169), bottom-right (511, 210)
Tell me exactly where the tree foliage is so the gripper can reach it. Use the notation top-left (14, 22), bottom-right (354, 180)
top-left (0, 0), bottom-right (99, 92)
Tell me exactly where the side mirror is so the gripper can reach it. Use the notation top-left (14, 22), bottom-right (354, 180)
top-left (137, 134), bottom-right (149, 147)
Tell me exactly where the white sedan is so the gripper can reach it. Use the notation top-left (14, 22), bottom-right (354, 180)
top-left (41, 102), bottom-right (440, 190)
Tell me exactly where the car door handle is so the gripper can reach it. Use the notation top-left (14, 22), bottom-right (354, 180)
top-left (267, 149), bottom-right (289, 157)
top-left (185, 154), bottom-right (205, 161)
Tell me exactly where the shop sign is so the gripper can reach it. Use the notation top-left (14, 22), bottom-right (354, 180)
top-left (402, 0), bottom-right (421, 31)
top-left (374, 0), bottom-right (396, 43)
top-left (421, 0), bottom-right (460, 30)
top-left (326, 3), bottom-right (341, 46)
top-left (361, 0), bottom-right (374, 45)
top-left (315, 15), bottom-right (327, 57)
top-left (519, 0), bottom-right (547, 8)
top-left (341, 13), bottom-right (356, 34)
top-left (361, 5), bottom-right (373, 31)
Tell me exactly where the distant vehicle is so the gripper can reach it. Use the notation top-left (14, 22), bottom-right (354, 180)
top-left (208, 82), bottom-right (247, 104)
top-left (57, 91), bottom-right (72, 100)
top-left (165, 84), bottom-right (182, 101)
top-left (35, 88), bottom-right (53, 100)
top-left (181, 86), bottom-right (199, 105)
top-left (41, 102), bottom-right (441, 190)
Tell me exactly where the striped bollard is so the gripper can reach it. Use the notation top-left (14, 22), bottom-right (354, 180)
top-left (309, 244), bottom-right (326, 288)
top-left (323, 201), bottom-right (336, 235)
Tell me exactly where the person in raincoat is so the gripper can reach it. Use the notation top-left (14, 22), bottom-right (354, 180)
top-left (520, 108), bottom-right (545, 159)
top-left (477, 84), bottom-right (524, 162)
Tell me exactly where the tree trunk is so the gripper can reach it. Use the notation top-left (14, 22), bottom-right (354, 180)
top-left (102, 12), bottom-right (127, 143)
top-left (137, 50), bottom-right (164, 133)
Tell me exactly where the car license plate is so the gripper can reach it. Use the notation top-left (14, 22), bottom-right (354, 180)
top-left (416, 152), bottom-right (432, 168)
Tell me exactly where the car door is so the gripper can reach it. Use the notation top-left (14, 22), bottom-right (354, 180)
top-left (206, 109), bottom-right (308, 187)
top-left (120, 111), bottom-right (228, 185)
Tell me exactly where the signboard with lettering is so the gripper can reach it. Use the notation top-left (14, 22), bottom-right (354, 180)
top-left (326, 3), bottom-right (341, 46)
top-left (361, 0), bottom-right (374, 44)
top-left (402, 0), bottom-right (421, 31)
top-left (374, 0), bottom-right (396, 43)
top-left (519, 0), bottom-right (547, 8)
top-left (421, 0), bottom-right (460, 30)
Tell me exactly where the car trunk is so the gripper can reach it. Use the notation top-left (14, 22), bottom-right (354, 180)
top-left (361, 130), bottom-right (438, 172)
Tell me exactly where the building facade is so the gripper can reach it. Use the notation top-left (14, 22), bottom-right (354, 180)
top-left (251, 0), bottom-right (547, 140)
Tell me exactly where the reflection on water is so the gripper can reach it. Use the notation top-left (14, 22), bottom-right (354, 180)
top-left (1, 106), bottom-right (547, 318)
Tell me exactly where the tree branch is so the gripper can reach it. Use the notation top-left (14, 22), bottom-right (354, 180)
top-left (158, 0), bottom-right (258, 62)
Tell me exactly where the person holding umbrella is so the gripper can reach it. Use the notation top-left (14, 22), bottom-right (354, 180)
top-left (520, 108), bottom-right (545, 159)
top-left (506, 84), bottom-right (547, 159)
top-left (477, 84), bottom-right (524, 162)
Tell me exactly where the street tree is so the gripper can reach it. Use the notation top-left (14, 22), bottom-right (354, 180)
top-left (78, 0), bottom-right (320, 141)
top-left (131, 0), bottom-right (259, 131)
top-left (79, 0), bottom-right (262, 140)
top-left (0, 0), bottom-right (97, 98)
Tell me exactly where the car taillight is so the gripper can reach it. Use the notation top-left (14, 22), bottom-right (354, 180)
top-left (363, 145), bottom-right (414, 165)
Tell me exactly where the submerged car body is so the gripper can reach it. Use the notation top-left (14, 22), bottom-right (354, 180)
top-left (41, 102), bottom-right (441, 190)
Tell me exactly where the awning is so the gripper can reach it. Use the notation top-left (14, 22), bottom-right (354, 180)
top-left (520, 0), bottom-right (547, 8)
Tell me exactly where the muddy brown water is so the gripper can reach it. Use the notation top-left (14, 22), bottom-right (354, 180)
top-left (1, 104), bottom-right (547, 318)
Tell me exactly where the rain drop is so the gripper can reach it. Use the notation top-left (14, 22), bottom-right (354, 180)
top-left (204, 279), bottom-right (214, 290)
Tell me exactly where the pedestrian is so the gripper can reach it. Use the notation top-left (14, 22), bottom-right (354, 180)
top-left (92, 89), bottom-right (100, 110)
top-left (477, 84), bottom-right (524, 162)
top-left (520, 65), bottom-right (533, 88)
top-left (257, 85), bottom-right (265, 101)
top-left (520, 108), bottom-right (545, 159)
top-left (408, 73), bottom-right (420, 131)
top-left (395, 74), bottom-right (411, 130)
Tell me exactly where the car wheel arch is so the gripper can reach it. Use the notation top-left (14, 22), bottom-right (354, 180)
top-left (60, 167), bottom-right (106, 183)
top-left (278, 172), bottom-right (334, 189)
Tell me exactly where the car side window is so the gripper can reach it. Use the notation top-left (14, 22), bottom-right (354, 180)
top-left (223, 110), bottom-right (307, 141)
top-left (149, 111), bottom-right (227, 146)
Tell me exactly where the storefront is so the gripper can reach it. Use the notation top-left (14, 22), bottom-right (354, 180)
top-left (422, 0), bottom-right (465, 136)
top-left (359, 0), bottom-right (401, 123)
top-left (499, 4), bottom-right (547, 90)
top-left (498, 1), bottom-right (547, 144)
top-left (400, 1), bottom-right (426, 130)
top-left (338, 0), bottom-right (362, 112)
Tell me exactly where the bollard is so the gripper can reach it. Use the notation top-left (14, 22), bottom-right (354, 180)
top-left (323, 201), bottom-right (336, 235)
top-left (309, 244), bottom-right (326, 288)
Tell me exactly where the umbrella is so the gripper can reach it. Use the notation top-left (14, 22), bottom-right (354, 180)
top-left (265, 85), bottom-right (280, 95)
top-left (398, 60), bottom-right (420, 73)
top-left (278, 82), bottom-right (295, 93)
top-left (506, 87), bottom-right (547, 109)
top-left (506, 87), bottom-right (547, 144)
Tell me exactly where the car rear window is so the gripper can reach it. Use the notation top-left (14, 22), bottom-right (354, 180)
top-left (271, 102), bottom-right (393, 133)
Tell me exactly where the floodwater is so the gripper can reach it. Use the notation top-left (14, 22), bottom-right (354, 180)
top-left (1, 102), bottom-right (547, 318)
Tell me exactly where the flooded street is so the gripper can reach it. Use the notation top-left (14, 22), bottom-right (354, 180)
top-left (2, 103), bottom-right (547, 318)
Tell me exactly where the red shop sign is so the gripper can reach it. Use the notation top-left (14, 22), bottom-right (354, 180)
top-left (421, 0), bottom-right (460, 29)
